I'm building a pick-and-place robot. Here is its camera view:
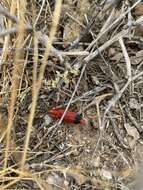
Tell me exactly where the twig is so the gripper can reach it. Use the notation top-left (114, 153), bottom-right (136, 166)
top-left (85, 29), bottom-right (129, 62)
top-left (66, 14), bottom-right (97, 51)
top-left (0, 47), bottom-right (89, 57)
top-left (84, 15), bottom-right (143, 63)
top-left (132, 71), bottom-right (143, 81)
top-left (37, 31), bottom-right (63, 62)
top-left (0, 26), bottom-right (33, 38)
top-left (57, 64), bottom-right (86, 125)
top-left (86, 0), bottom-right (142, 51)
top-left (102, 136), bottom-right (131, 166)
top-left (34, 0), bottom-right (46, 27)
top-left (93, 34), bottom-right (133, 153)
top-left (100, 7), bottom-right (116, 34)
top-left (109, 112), bottom-right (129, 149)
top-left (66, 12), bottom-right (85, 28)
top-left (125, 108), bottom-right (143, 133)
top-left (0, 5), bottom-right (18, 23)
top-left (33, 64), bottom-right (86, 150)
top-left (102, 37), bottom-right (132, 128)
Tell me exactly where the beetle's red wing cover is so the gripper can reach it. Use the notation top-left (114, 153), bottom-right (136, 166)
top-left (48, 108), bottom-right (86, 125)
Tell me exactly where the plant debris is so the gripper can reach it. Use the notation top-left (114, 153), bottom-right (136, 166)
top-left (0, 0), bottom-right (143, 189)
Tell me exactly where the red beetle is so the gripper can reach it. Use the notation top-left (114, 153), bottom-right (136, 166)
top-left (48, 108), bottom-right (86, 125)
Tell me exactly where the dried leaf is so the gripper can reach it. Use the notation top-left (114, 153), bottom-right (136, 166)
top-left (124, 123), bottom-right (139, 140)
top-left (129, 98), bottom-right (140, 110)
top-left (110, 52), bottom-right (123, 61)
top-left (101, 169), bottom-right (112, 180)
top-left (44, 114), bottom-right (52, 126)
top-left (135, 3), bottom-right (143, 17)
top-left (124, 123), bottom-right (139, 147)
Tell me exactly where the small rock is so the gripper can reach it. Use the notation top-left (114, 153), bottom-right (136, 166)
top-left (101, 169), bottom-right (112, 180)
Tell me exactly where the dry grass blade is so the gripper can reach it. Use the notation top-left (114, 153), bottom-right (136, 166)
top-left (1, 0), bottom-right (143, 189)
top-left (20, 0), bottom-right (63, 171)
top-left (119, 37), bottom-right (131, 79)
top-left (1, 177), bottom-right (21, 189)
top-left (1, 0), bottom-right (17, 62)
top-left (102, 37), bottom-right (132, 124)
top-left (4, 0), bottom-right (26, 169)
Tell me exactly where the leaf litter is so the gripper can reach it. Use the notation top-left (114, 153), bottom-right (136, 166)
top-left (0, 0), bottom-right (143, 189)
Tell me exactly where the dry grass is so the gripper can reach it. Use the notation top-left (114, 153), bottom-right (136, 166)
top-left (0, 0), bottom-right (143, 189)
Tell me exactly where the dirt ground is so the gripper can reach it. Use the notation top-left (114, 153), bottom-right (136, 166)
top-left (0, 0), bottom-right (143, 189)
